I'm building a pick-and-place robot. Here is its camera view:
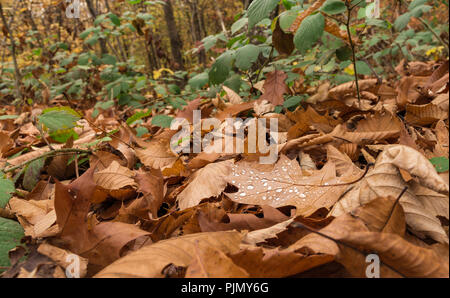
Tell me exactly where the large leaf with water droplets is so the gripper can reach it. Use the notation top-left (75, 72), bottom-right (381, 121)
top-left (225, 155), bottom-right (361, 216)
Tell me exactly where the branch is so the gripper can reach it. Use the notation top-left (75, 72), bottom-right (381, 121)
top-left (2, 148), bottom-right (93, 174)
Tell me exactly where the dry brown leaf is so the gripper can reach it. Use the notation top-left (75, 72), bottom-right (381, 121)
top-left (396, 76), bottom-right (429, 108)
top-left (177, 160), bottom-right (233, 210)
top-left (229, 245), bottom-right (333, 278)
top-left (185, 240), bottom-right (249, 277)
top-left (94, 231), bottom-right (243, 277)
top-left (136, 135), bottom-right (178, 170)
top-left (94, 161), bottom-right (137, 190)
top-left (405, 102), bottom-right (448, 125)
top-left (328, 79), bottom-right (379, 100)
top-left (243, 218), bottom-right (294, 245)
top-left (37, 243), bottom-right (88, 278)
top-left (292, 202), bottom-right (448, 277)
top-left (337, 112), bottom-right (402, 144)
top-left (226, 155), bottom-right (360, 216)
top-left (272, 20), bottom-right (294, 55)
top-left (134, 168), bottom-right (165, 218)
top-left (332, 145), bottom-right (449, 243)
top-left (222, 85), bottom-right (243, 105)
top-left (259, 70), bottom-right (289, 106)
top-left (288, 0), bottom-right (327, 32)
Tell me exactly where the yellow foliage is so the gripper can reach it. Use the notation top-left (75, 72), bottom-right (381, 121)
top-left (344, 64), bottom-right (355, 76)
top-left (426, 46), bottom-right (445, 61)
top-left (153, 68), bottom-right (174, 80)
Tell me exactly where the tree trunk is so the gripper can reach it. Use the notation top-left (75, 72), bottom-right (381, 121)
top-left (189, 0), bottom-right (206, 66)
top-left (0, 3), bottom-right (22, 100)
top-left (163, 0), bottom-right (184, 70)
top-left (85, 0), bottom-right (108, 56)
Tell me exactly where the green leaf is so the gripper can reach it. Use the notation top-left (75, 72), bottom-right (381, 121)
top-left (248, 0), bottom-right (279, 29)
top-left (0, 217), bottom-right (24, 269)
top-left (235, 44), bottom-right (261, 71)
top-left (50, 128), bottom-right (79, 143)
top-left (101, 54), bottom-right (117, 65)
top-left (231, 17), bottom-right (248, 35)
top-left (85, 35), bottom-right (100, 46)
top-left (408, 0), bottom-right (428, 10)
top-left (189, 72), bottom-right (209, 90)
top-left (355, 60), bottom-right (372, 75)
top-left (279, 10), bottom-right (299, 31)
top-left (79, 27), bottom-right (95, 39)
top-left (151, 115), bottom-right (174, 128)
top-left (135, 126), bottom-right (149, 137)
top-left (394, 13), bottom-right (412, 31)
top-left (410, 5), bottom-right (432, 18)
top-left (366, 19), bottom-right (389, 28)
top-left (283, 96), bottom-right (304, 109)
top-left (127, 110), bottom-right (151, 125)
top-left (169, 97), bottom-right (187, 110)
top-left (430, 157), bottom-right (449, 173)
top-left (209, 51), bottom-right (235, 85)
top-left (38, 107), bottom-right (81, 132)
top-left (321, 0), bottom-right (346, 15)
top-left (0, 178), bottom-right (15, 208)
top-left (294, 13), bottom-right (325, 54)
top-left (108, 13), bottom-right (121, 26)
top-left (0, 115), bottom-right (19, 120)
top-left (336, 46), bottom-right (352, 61)
top-left (23, 158), bottom-right (46, 191)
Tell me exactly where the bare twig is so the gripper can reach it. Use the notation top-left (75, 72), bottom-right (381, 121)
top-left (2, 148), bottom-right (93, 173)
top-left (379, 186), bottom-right (408, 232)
top-left (290, 220), bottom-right (406, 277)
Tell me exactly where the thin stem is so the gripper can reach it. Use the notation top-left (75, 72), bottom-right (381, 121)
top-left (379, 186), bottom-right (408, 232)
top-left (255, 46), bottom-right (274, 84)
top-left (417, 17), bottom-right (449, 55)
top-left (399, 0), bottom-right (449, 55)
top-left (345, 2), bottom-right (361, 106)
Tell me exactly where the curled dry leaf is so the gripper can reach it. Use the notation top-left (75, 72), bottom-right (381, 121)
top-left (222, 85), bottom-right (242, 105)
top-left (37, 243), bottom-right (88, 278)
top-left (337, 112), bottom-right (402, 144)
top-left (405, 101), bottom-right (448, 125)
top-left (198, 205), bottom-right (290, 233)
top-left (177, 160), bottom-right (233, 210)
top-left (328, 79), bottom-right (379, 100)
top-left (94, 160), bottom-right (137, 200)
top-left (134, 168), bottom-right (165, 218)
top-left (332, 145), bottom-right (449, 244)
top-left (243, 218), bottom-right (295, 245)
top-left (136, 133), bottom-right (178, 170)
top-left (8, 197), bottom-right (57, 238)
top-left (229, 245), bottom-right (333, 278)
top-left (54, 167), bottom-right (150, 267)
